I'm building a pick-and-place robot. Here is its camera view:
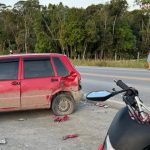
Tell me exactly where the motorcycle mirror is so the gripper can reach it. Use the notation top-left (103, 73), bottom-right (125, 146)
top-left (86, 91), bottom-right (112, 101)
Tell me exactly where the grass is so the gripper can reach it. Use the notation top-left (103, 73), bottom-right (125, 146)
top-left (71, 59), bottom-right (148, 69)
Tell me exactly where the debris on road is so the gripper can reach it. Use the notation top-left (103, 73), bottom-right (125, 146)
top-left (62, 134), bottom-right (79, 140)
top-left (0, 138), bottom-right (7, 144)
top-left (96, 102), bottom-right (104, 107)
top-left (53, 115), bottom-right (69, 122)
top-left (18, 118), bottom-right (25, 121)
top-left (96, 102), bottom-right (109, 108)
top-left (103, 105), bottom-right (109, 108)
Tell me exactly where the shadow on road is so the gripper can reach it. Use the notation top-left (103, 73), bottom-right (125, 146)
top-left (0, 109), bottom-right (52, 122)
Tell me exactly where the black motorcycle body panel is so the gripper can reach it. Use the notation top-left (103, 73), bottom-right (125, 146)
top-left (107, 107), bottom-right (150, 150)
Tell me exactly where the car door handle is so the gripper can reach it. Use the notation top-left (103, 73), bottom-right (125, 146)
top-left (11, 81), bottom-right (20, 85)
top-left (51, 79), bottom-right (58, 82)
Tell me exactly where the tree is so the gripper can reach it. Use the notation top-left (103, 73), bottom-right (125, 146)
top-left (14, 0), bottom-right (40, 53)
top-left (115, 23), bottom-right (136, 57)
top-left (136, 0), bottom-right (150, 51)
top-left (0, 1), bottom-right (149, 60)
top-left (94, 4), bottom-right (113, 59)
top-left (60, 8), bottom-right (85, 58)
top-left (35, 32), bottom-right (51, 53)
top-left (83, 19), bottom-right (97, 59)
top-left (109, 0), bottom-right (128, 36)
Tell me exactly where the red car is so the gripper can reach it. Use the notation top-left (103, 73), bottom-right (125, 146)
top-left (0, 53), bottom-right (83, 115)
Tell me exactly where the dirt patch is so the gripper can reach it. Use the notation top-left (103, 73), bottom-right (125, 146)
top-left (0, 102), bottom-right (117, 150)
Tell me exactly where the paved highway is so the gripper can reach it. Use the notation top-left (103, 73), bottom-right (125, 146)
top-left (76, 66), bottom-right (150, 107)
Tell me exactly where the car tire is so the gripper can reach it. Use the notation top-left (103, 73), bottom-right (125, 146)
top-left (52, 93), bottom-right (75, 116)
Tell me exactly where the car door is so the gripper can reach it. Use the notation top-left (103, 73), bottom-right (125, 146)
top-left (0, 58), bottom-right (20, 110)
top-left (21, 57), bottom-right (59, 109)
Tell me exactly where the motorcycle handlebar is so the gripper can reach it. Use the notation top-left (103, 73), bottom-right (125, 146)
top-left (115, 80), bottom-right (129, 90)
top-left (115, 80), bottom-right (138, 97)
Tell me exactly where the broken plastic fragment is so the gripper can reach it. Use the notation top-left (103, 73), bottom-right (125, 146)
top-left (104, 105), bottom-right (109, 108)
top-left (62, 134), bottom-right (79, 140)
top-left (0, 138), bottom-right (7, 144)
top-left (53, 115), bottom-right (69, 122)
top-left (98, 103), bottom-right (105, 107)
top-left (96, 103), bottom-right (109, 108)
top-left (18, 118), bottom-right (25, 121)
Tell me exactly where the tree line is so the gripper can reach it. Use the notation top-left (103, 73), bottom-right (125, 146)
top-left (0, 0), bottom-right (149, 59)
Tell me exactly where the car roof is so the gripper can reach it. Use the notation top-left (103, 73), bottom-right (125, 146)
top-left (0, 53), bottom-right (66, 59)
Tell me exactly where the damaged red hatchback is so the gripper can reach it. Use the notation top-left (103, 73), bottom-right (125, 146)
top-left (0, 53), bottom-right (83, 115)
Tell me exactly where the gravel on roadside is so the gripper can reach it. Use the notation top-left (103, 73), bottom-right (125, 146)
top-left (0, 101), bottom-right (117, 150)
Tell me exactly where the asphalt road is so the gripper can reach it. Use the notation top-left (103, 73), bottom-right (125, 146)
top-left (76, 66), bottom-right (150, 107)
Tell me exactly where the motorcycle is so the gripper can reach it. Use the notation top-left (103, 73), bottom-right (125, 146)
top-left (86, 80), bottom-right (150, 150)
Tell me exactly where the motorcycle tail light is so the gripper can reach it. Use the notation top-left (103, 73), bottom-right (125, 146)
top-left (98, 144), bottom-right (104, 150)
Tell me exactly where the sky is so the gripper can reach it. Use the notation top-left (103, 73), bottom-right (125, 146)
top-left (0, 0), bottom-right (140, 10)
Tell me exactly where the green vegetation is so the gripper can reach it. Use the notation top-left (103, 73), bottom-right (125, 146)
top-left (72, 59), bottom-right (147, 68)
top-left (0, 0), bottom-right (149, 60)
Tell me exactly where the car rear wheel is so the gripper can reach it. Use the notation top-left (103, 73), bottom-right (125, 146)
top-left (52, 93), bottom-right (75, 116)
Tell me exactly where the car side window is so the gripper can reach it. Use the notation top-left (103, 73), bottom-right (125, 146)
top-left (52, 57), bottom-right (69, 77)
top-left (24, 57), bottom-right (54, 78)
top-left (0, 58), bottom-right (19, 80)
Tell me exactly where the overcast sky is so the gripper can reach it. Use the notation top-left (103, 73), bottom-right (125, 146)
top-left (0, 0), bottom-right (139, 10)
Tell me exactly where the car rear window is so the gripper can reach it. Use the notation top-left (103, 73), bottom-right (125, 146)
top-left (24, 57), bottom-right (54, 78)
top-left (0, 58), bottom-right (19, 80)
top-left (52, 57), bottom-right (69, 77)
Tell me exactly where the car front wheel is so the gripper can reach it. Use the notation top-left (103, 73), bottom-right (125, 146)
top-left (52, 93), bottom-right (75, 116)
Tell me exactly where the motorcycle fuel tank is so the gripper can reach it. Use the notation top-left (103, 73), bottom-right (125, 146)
top-left (105, 107), bottom-right (150, 150)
